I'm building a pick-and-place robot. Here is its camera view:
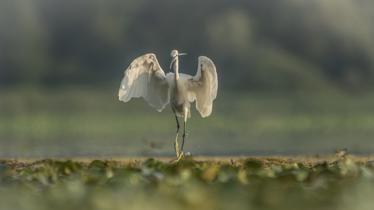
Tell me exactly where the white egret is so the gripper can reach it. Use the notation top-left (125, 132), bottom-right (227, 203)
top-left (118, 50), bottom-right (218, 160)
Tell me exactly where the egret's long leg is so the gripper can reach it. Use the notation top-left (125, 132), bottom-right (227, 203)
top-left (174, 113), bottom-right (180, 133)
top-left (182, 120), bottom-right (187, 151)
top-left (180, 109), bottom-right (188, 156)
top-left (174, 113), bottom-right (181, 158)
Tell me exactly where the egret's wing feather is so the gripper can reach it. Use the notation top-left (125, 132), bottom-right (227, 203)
top-left (118, 53), bottom-right (170, 111)
top-left (188, 56), bottom-right (218, 117)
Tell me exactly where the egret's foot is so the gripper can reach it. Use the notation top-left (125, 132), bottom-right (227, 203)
top-left (169, 152), bottom-right (184, 163)
top-left (177, 151), bottom-right (185, 161)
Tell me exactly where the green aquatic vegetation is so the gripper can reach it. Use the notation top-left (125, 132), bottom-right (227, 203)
top-left (0, 157), bottom-right (374, 210)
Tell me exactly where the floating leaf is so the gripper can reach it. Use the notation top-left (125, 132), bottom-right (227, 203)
top-left (201, 165), bottom-right (220, 182)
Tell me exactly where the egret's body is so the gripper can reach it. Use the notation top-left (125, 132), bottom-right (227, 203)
top-left (118, 50), bottom-right (218, 159)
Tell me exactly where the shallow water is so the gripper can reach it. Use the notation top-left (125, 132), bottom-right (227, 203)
top-left (1, 89), bottom-right (374, 157)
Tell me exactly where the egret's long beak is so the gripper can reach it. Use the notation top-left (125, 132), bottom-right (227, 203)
top-left (170, 53), bottom-right (187, 69)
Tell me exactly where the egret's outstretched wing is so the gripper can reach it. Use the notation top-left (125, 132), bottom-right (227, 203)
top-left (118, 53), bottom-right (170, 111)
top-left (188, 56), bottom-right (218, 117)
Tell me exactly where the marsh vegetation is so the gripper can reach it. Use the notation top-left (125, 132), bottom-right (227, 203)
top-left (1, 156), bottom-right (374, 210)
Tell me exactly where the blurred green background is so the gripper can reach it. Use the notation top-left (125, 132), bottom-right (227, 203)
top-left (1, 0), bottom-right (374, 157)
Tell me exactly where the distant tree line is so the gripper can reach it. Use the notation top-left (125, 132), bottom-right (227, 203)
top-left (1, 0), bottom-right (374, 91)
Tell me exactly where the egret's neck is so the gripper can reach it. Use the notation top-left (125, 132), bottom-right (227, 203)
top-left (173, 57), bottom-right (180, 81)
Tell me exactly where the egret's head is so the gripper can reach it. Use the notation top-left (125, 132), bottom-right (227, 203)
top-left (170, 49), bottom-right (179, 58)
top-left (169, 49), bottom-right (187, 69)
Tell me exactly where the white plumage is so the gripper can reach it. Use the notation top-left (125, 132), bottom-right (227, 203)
top-left (118, 50), bottom-right (218, 160)
top-left (118, 53), bottom-right (170, 111)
